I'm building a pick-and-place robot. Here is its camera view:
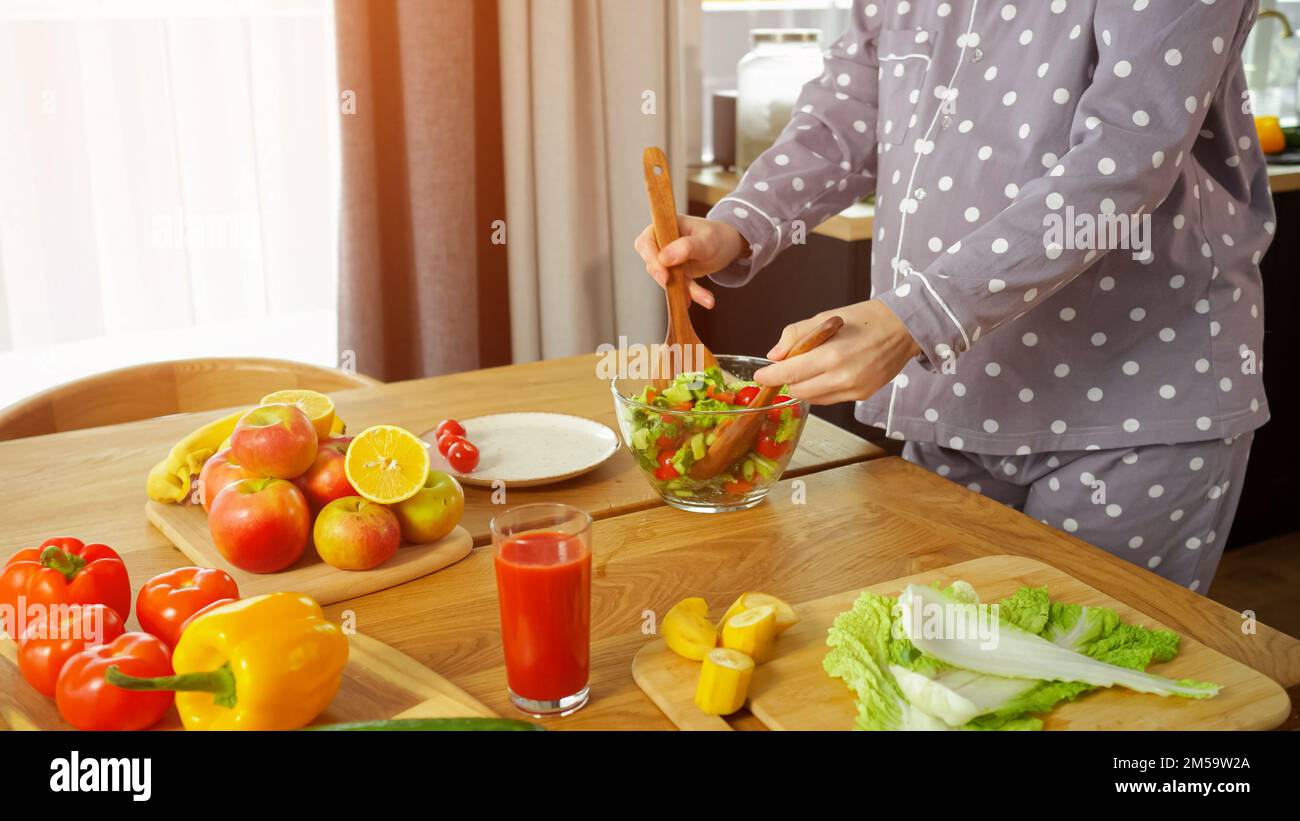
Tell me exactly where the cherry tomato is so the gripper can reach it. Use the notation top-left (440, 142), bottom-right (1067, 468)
top-left (436, 432), bottom-right (463, 457)
top-left (447, 440), bottom-right (480, 473)
top-left (656, 449), bottom-right (676, 468)
top-left (653, 464), bottom-right (678, 482)
top-left (672, 401), bottom-right (694, 412)
top-left (735, 386), bottom-right (761, 407)
top-left (705, 385), bottom-right (736, 404)
top-left (756, 432), bottom-right (787, 460)
top-left (435, 419), bottom-right (466, 440)
top-left (655, 434), bottom-right (679, 450)
top-left (768, 395), bottom-right (797, 422)
top-left (722, 480), bottom-right (754, 495)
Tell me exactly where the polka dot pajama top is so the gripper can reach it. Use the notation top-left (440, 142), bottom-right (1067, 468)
top-left (709, 0), bottom-right (1273, 456)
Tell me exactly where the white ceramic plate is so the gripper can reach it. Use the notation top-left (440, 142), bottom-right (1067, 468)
top-left (420, 412), bottom-right (620, 488)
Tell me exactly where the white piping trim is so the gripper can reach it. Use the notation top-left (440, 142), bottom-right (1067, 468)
top-left (716, 195), bottom-right (783, 258)
top-left (884, 0), bottom-right (981, 439)
top-left (880, 52), bottom-right (933, 66)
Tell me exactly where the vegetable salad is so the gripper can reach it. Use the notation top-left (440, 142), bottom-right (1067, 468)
top-left (623, 368), bottom-right (801, 502)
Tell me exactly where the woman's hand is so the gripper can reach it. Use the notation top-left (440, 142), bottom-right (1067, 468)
top-left (754, 300), bottom-right (922, 404)
top-left (633, 215), bottom-right (749, 309)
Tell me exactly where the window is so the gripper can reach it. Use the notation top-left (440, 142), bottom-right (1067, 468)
top-left (0, 0), bottom-right (339, 407)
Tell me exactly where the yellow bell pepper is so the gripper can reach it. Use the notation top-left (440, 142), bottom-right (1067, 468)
top-left (107, 592), bottom-right (349, 730)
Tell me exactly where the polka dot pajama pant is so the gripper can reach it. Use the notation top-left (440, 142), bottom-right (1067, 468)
top-left (902, 433), bottom-right (1254, 593)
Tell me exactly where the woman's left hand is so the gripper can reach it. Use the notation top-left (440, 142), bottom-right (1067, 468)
top-left (753, 300), bottom-right (921, 404)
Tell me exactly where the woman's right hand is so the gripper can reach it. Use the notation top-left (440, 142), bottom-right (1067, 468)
top-left (633, 215), bottom-right (749, 309)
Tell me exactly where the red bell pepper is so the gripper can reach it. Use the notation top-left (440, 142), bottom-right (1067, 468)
top-left (18, 603), bottom-right (125, 697)
top-left (0, 538), bottom-right (131, 637)
top-left (55, 632), bottom-right (174, 731)
top-left (136, 567), bottom-right (240, 649)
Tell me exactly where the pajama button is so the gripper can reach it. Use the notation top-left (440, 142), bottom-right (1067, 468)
top-left (972, 48), bottom-right (984, 63)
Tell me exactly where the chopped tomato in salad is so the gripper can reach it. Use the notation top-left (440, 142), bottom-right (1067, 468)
top-left (622, 368), bottom-right (802, 501)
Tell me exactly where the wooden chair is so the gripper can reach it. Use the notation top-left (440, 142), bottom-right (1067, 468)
top-left (0, 358), bottom-right (381, 441)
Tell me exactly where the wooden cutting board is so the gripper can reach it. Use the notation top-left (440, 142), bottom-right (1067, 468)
top-left (145, 501), bottom-right (472, 606)
top-left (0, 631), bottom-right (494, 730)
top-left (632, 555), bottom-right (1292, 731)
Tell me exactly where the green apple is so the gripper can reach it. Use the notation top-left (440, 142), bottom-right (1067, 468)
top-left (392, 471), bottom-right (464, 544)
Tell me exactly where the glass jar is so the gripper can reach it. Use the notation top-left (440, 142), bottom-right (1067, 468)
top-left (736, 29), bottom-right (824, 172)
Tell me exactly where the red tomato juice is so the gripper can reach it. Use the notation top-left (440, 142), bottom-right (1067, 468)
top-left (494, 531), bottom-right (591, 701)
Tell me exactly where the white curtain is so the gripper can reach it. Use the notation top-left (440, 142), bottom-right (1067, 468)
top-left (499, 0), bottom-right (702, 362)
top-left (0, 0), bottom-right (339, 407)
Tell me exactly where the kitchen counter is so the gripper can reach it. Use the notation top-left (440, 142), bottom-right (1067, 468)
top-left (689, 163), bottom-right (1300, 242)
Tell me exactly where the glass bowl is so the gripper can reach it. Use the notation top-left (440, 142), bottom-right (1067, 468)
top-left (610, 354), bottom-right (808, 513)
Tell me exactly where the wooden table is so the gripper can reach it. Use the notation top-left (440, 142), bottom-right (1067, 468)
top-left (322, 457), bottom-right (1300, 730)
top-left (4, 357), bottom-right (1297, 730)
top-left (0, 354), bottom-right (881, 593)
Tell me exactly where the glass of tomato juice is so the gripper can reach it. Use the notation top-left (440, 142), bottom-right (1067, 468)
top-left (491, 504), bottom-right (592, 716)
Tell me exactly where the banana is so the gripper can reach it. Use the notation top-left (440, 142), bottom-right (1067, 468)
top-left (694, 648), bottom-right (754, 716)
top-left (722, 605), bottom-right (776, 663)
top-left (663, 597), bottom-right (717, 661)
top-left (719, 592), bottom-right (799, 635)
top-left (146, 410), bottom-right (246, 503)
top-left (146, 408), bottom-right (350, 503)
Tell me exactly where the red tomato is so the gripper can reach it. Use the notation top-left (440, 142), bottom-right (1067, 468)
top-left (735, 386), bottom-right (761, 407)
top-left (447, 440), bottom-right (480, 473)
top-left (435, 419), bottom-right (466, 440)
top-left (644, 388), bottom-right (657, 402)
top-left (706, 385), bottom-right (736, 404)
top-left (0, 538), bottom-right (132, 635)
top-left (136, 567), bottom-right (240, 649)
top-left (655, 434), bottom-right (680, 450)
top-left (656, 449), bottom-right (676, 468)
top-left (653, 464), bottom-right (678, 482)
top-left (55, 632), bottom-right (174, 731)
top-left (756, 432), bottom-right (787, 460)
top-left (767, 395), bottom-right (797, 422)
top-left (672, 401), bottom-right (694, 411)
top-left (722, 480), bottom-right (754, 494)
top-left (436, 432), bottom-right (463, 456)
top-left (18, 604), bottom-right (125, 697)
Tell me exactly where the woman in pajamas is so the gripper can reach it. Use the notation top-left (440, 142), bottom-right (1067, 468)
top-left (635, 0), bottom-right (1272, 591)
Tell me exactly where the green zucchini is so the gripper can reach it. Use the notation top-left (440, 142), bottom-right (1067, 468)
top-left (306, 718), bottom-right (543, 732)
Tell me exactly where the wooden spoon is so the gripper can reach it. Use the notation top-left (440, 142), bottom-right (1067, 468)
top-left (642, 146), bottom-right (718, 384)
top-left (688, 315), bottom-right (844, 481)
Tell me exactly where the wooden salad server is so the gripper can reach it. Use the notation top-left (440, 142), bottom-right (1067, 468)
top-left (688, 315), bottom-right (844, 480)
top-left (642, 146), bottom-right (718, 385)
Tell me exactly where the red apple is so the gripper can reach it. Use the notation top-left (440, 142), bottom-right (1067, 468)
top-left (294, 436), bottom-right (355, 510)
top-left (229, 404), bottom-right (318, 480)
top-left (198, 449), bottom-right (250, 512)
top-left (208, 477), bottom-right (311, 573)
top-left (313, 496), bottom-right (401, 571)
